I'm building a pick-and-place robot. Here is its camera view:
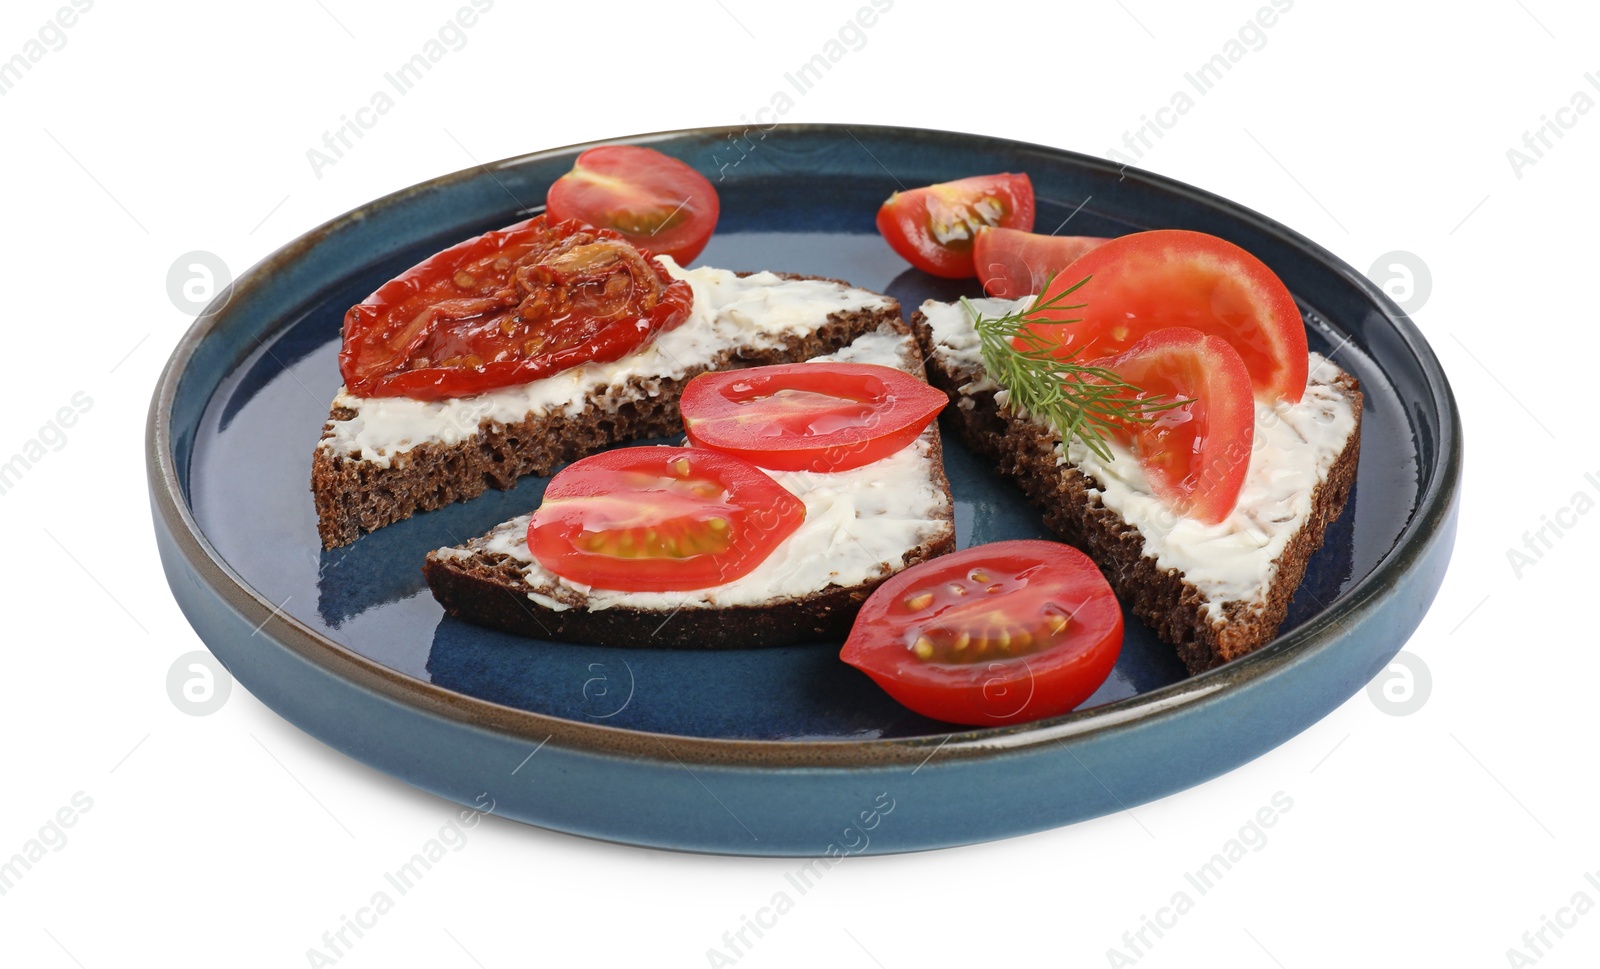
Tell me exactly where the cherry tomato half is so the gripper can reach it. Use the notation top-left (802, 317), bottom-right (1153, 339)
top-left (546, 145), bottom-right (721, 265)
top-left (679, 362), bottom-right (947, 472)
top-left (1022, 230), bottom-right (1309, 403)
top-left (840, 540), bottom-right (1123, 726)
top-left (527, 447), bottom-right (805, 593)
top-left (1099, 327), bottom-right (1256, 525)
top-left (974, 225), bottom-right (1109, 299)
top-left (339, 216), bottom-right (693, 400)
top-left (876, 173), bottom-right (1035, 278)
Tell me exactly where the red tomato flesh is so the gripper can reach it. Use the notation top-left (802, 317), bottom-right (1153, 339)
top-left (876, 173), bottom-right (1035, 278)
top-left (975, 226), bottom-right (1110, 299)
top-left (545, 145), bottom-right (720, 265)
top-left (841, 540), bottom-right (1123, 726)
top-left (339, 216), bottom-right (693, 400)
top-left (527, 447), bottom-right (805, 593)
top-left (679, 363), bottom-right (947, 472)
top-left (1022, 229), bottom-right (1308, 402)
top-left (1098, 327), bottom-right (1256, 525)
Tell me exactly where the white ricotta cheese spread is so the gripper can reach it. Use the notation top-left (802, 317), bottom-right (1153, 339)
top-left (449, 328), bottom-right (953, 611)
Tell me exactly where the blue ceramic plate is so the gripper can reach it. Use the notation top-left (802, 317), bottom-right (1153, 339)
top-left (148, 124), bottom-right (1460, 855)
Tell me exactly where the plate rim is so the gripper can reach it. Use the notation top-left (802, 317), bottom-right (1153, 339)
top-left (147, 121), bottom-right (1462, 769)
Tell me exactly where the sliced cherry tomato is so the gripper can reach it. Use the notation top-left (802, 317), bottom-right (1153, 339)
top-left (1021, 229), bottom-right (1308, 402)
top-left (527, 447), bottom-right (804, 593)
top-left (840, 540), bottom-right (1122, 726)
top-left (340, 216), bottom-right (693, 401)
top-left (876, 173), bottom-right (1035, 278)
top-left (679, 363), bottom-right (947, 472)
top-left (1097, 327), bottom-right (1255, 525)
top-left (974, 225), bottom-right (1109, 299)
top-left (545, 146), bottom-right (720, 265)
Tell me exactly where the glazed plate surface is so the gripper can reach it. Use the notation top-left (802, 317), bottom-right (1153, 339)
top-left (149, 124), bottom-right (1460, 854)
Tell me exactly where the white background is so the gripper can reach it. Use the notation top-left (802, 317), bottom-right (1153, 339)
top-left (2, 0), bottom-right (1595, 966)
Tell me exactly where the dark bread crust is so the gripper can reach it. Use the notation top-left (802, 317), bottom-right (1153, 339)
top-left (909, 309), bottom-right (1362, 675)
top-left (421, 321), bottom-right (957, 649)
top-left (312, 273), bottom-right (903, 548)
top-left (422, 550), bottom-right (944, 648)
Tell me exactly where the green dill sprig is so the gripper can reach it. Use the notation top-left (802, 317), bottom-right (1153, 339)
top-left (963, 276), bottom-right (1189, 463)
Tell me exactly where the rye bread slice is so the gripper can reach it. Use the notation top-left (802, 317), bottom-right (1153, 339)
top-left (422, 321), bottom-right (957, 649)
top-left (909, 303), bottom-right (1362, 675)
top-left (312, 270), bottom-right (904, 548)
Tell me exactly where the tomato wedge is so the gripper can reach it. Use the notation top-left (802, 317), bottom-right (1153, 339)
top-left (527, 447), bottom-right (805, 593)
top-left (974, 226), bottom-right (1110, 299)
top-left (840, 540), bottom-right (1122, 726)
top-left (545, 145), bottom-right (720, 265)
top-left (339, 216), bottom-right (693, 400)
top-left (876, 173), bottom-right (1035, 278)
top-left (679, 363), bottom-right (947, 472)
top-left (1097, 327), bottom-right (1255, 525)
top-left (1021, 229), bottom-right (1308, 402)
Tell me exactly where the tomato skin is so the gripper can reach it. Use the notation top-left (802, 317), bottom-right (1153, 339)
top-left (527, 447), bottom-right (805, 593)
top-left (974, 226), bottom-right (1110, 299)
top-left (1023, 229), bottom-right (1308, 403)
top-left (1098, 327), bottom-right (1256, 525)
top-left (876, 173), bottom-right (1035, 278)
top-left (340, 216), bottom-right (693, 401)
top-left (546, 145), bottom-right (720, 265)
top-left (679, 363), bottom-right (947, 472)
top-left (840, 540), bottom-right (1123, 726)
